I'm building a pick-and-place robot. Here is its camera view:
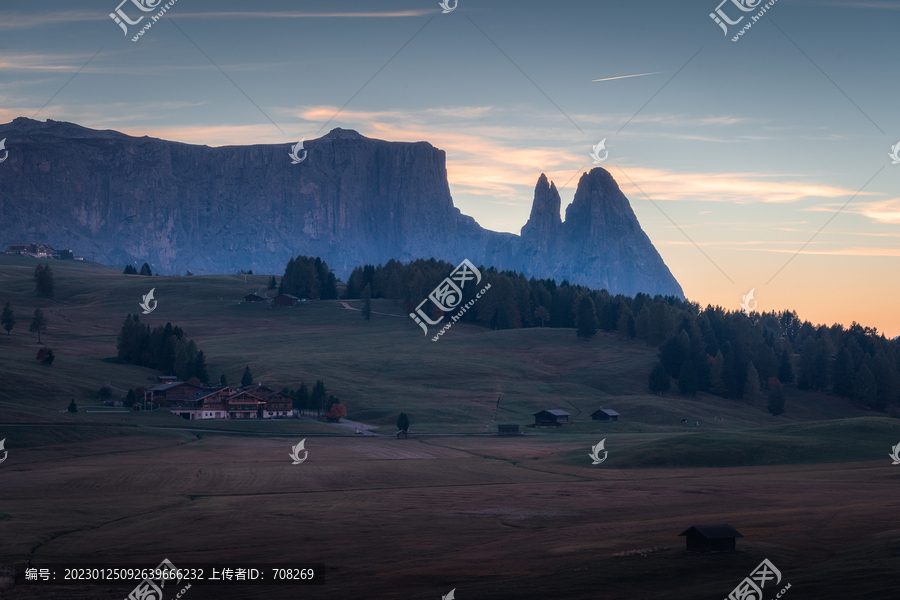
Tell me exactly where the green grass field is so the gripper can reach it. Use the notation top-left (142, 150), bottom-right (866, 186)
top-left (1, 255), bottom-right (899, 599)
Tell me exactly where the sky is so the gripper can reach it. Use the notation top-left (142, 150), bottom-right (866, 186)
top-left (1, 0), bottom-right (899, 335)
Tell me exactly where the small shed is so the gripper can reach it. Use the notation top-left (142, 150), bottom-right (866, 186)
top-left (243, 293), bottom-right (270, 302)
top-left (679, 524), bottom-right (743, 553)
top-left (497, 424), bottom-right (519, 436)
top-left (591, 407), bottom-right (620, 421)
top-left (396, 430), bottom-right (408, 439)
top-left (274, 294), bottom-right (299, 307)
top-left (533, 409), bottom-right (570, 427)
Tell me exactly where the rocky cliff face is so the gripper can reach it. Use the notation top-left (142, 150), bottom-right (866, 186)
top-left (0, 118), bottom-right (683, 298)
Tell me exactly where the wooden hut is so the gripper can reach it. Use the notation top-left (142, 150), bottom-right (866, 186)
top-left (678, 524), bottom-right (743, 553)
top-left (273, 294), bottom-right (299, 307)
top-left (591, 407), bottom-right (620, 421)
top-left (497, 424), bottom-right (519, 436)
top-left (243, 293), bottom-right (270, 302)
top-left (533, 410), bottom-right (570, 427)
top-left (396, 430), bottom-right (408, 439)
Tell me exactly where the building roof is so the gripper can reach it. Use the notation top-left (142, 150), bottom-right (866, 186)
top-left (678, 525), bottom-right (743, 539)
top-left (149, 380), bottom-right (187, 392)
top-left (592, 408), bottom-right (620, 416)
top-left (243, 293), bottom-right (270, 301)
top-left (534, 409), bottom-right (570, 417)
top-left (275, 294), bottom-right (299, 300)
top-left (181, 386), bottom-right (235, 403)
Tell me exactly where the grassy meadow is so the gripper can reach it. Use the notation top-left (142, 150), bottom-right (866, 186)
top-left (1, 254), bottom-right (899, 599)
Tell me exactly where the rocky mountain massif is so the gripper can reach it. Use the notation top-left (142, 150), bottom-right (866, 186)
top-left (0, 118), bottom-right (683, 298)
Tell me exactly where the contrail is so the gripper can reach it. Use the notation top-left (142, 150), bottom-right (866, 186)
top-left (592, 71), bottom-right (664, 82)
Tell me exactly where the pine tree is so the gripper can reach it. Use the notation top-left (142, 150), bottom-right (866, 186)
top-left (219, 373), bottom-right (228, 386)
top-left (68, 398), bottom-right (78, 413)
top-left (832, 346), bottom-right (855, 397)
top-left (659, 330), bottom-right (690, 377)
top-left (852, 364), bottom-right (878, 408)
top-left (767, 387), bottom-right (785, 416)
top-left (29, 308), bottom-right (47, 343)
top-left (297, 383), bottom-right (310, 413)
top-left (397, 412), bottom-right (410, 432)
top-left (678, 361), bottom-right (699, 396)
top-left (2, 302), bottom-right (15, 335)
top-left (743, 361), bottom-right (760, 405)
top-left (241, 366), bottom-right (253, 388)
top-left (268, 275), bottom-right (277, 289)
top-left (125, 389), bottom-right (137, 407)
top-left (193, 350), bottom-right (209, 384)
top-left (140, 263), bottom-right (153, 276)
top-left (123, 265), bottom-right (137, 274)
top-left (34, 263), bottom-right (55, 298)
top-left (361, 284), bottom-right (372, 322)
top-left (311, 380), bottom-right (327, 416)
top-left (575, 295), bottom-right (598, 339)
top-left (709, 351), bottom-right (727, 396)
top-left (534, 306), bottom-right (550, 327)
top-left (649, 362), bottom-right (671, 395)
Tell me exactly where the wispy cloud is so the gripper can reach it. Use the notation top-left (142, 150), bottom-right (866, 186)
top-left (0, 9), bottom-right (432, 30)
top-left (807, 198), bottom-right (900, 224)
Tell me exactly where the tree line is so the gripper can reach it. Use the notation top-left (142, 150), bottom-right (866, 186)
top-left (278, 255), bottom-right (338, 299)
top-left (342, 258), bottom-right (900, 416)
top-left (116, 315), bottom-right (209, 383)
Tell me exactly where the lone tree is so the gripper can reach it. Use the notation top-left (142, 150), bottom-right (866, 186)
top-left (2, 302), bottom-right (15, 335)
top-left (34, 263), bottom-right (55, 298)
top-left (534, 306), bottom-right (550, 327)
top-left (649, 362), bottom-right (671, 395)
top-left (98, 386), bottom-right (113, 401)
top-left (241, 366), bottom-right (253, 387)
top-left (326, 402), bottom-right (347, 422)
top-left (37, 347), bottom-right (54, 364)
top-left (767, 386), bottom-right (785, 416)
top-left (397, 412), bottom-right (410, 432)
top-left (219, 373), bottom-right (228, 386)
top-left (268, 275), bottom-right (277, 289)
top-left (29, 308), bottom-right (47, 343)
top-left (68, 398), bottom-right (78, 413)
top-left (361, 284), bottom-right (372, 321)
top-left (140, 263), bottom-right (153, 276)
top-left (125, 389), bottom-right (137, 407)
top-left (575, 295), bottom-right (598, 339)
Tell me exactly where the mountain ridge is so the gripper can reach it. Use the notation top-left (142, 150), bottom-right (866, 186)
top-left (0, 117), bottom-right (683, 298)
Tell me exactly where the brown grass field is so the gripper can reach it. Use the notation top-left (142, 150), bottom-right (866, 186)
top-left (1, 255), bottom-right (899, 599)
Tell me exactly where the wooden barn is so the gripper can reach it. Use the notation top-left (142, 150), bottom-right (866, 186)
top-left (533, 409), bottom-right (570, 427)
top-left (497, 424), bottom-right (519, 436)
top-left (396, 430), bottom-right (408, 439)
top-left (243, 293), bottom-right (270, 302)
top-left (679, 524), bottom-right (743, 553)
top-left (591, 407), bottom-right (620, 421)
top-left (273, 294), bottom-right (299, 307)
